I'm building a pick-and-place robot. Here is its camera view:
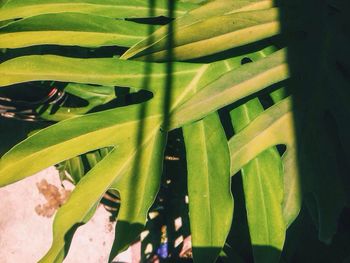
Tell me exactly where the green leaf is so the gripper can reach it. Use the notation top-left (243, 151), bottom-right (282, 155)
top-left (0, 0), bottom-right (197, 22)
top-left (0, 51), bottom-right (290, 248)
top-left (0, 46), bottom-right (291, 262)
top-left (0, 0), bottom-right (10, 7)
top-left (63, 156), bottom-right (85, 184)
top-left (228, 97), bottom-right (301, 228)
top-left (230, 99), bottom-right (285, 263)
top-left (0, 54), bottom-right (201, 89)
top-left (97, 44), bottom-right (276, 262)
top-left (35, 110), bottom-right (163, 262)
top-left (170, 49), bottom-right (289, 129)
top-left (37, 83), bottom-right (116, 121)
top-left (225, 48), bottom-right (287, 262)
top-left (183, 112), bottom-right (233, 263)
top-left (0, 55), bottom-right (245, 261)
top-left (104, 59), bottom-right (252, 258)
top-left (0, 55), bottom-right (247, 186)
top-left (122, 8), bottom-right (280, 61)
top-left (0, 104), bottom-right (161, 187)
top-left (229, 98), bottom-right (293, 175)
top-left (173, 0), bottom-right (275, 29)
top-left (0, 13), bottom-right (158, 49)
top-left (122, 0), bottom-right (275, 60)
top-left (109, 132), bottom-right (167, 259)
top-left (38, 145), bottom-right (128, 262)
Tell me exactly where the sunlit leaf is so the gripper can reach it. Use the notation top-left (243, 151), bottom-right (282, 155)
top-left (230, 99), bottom-right (285, 263)
top-left (0, 0), bottom-right (197, 22)
top-left (170, 49), bottom-right (289, 128)
top-left (183, 113), bottom-right (233, 263)
top-left (122, 8), bottom-right (280, 61)
top-left (0, 13), bottom-right (158, 49)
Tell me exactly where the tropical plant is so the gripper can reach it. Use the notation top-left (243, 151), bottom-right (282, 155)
top-left (0, 0), bottom-right (349, 262)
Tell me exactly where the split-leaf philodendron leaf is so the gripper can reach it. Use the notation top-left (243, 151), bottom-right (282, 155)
top-left (0, 13), bottom-right (159, 49)
top-left (0, 0), bottom-right (198, 22)
top-left (0, 0), bottom-right (349, 262)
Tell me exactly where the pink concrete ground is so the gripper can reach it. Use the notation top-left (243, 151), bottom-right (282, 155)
top-left (0, 167), bottom-right (138, 263)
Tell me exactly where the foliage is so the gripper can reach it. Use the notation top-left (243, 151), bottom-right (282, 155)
top-left (0, 0), bottom-right (349, 262)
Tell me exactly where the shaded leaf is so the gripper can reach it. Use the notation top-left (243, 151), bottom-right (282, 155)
top-left (37, 83), bottom-right (116, 121)
top-left (62, 156), bottom-right (85, 184)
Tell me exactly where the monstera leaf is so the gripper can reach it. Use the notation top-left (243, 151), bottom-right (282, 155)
top-left (0, 13), bottom-right (159, 49)
top-left (0, 0), bottom-right (198, 21)
top-left (122, 7), bottom-right (280, 61)
top-left (37, 83), bottom-right (117, 121)
top-left (1, 0), bottom-right (349, 262)
top-left (0, 48), bottom-right (289, 262)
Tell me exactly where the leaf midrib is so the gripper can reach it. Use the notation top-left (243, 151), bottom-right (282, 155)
top-left (199, 121), bottom-right (213, 244)
top-left (251, 156), bottom-right (271, 243)
top-left (170, 64), bottom-right (209, 110)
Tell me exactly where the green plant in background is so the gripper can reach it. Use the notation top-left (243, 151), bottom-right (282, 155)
top-left (0, 0), bottom-right (349, 262)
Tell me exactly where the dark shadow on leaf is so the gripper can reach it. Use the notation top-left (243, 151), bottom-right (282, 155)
top-left (0, 45), bottom-right (128, 62)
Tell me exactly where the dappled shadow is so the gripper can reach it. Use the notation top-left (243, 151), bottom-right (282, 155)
top-left (142, 129), bottom-right (192, 262)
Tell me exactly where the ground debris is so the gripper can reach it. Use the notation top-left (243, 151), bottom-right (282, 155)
top-left (35, 179), bottom-right (71, 217)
